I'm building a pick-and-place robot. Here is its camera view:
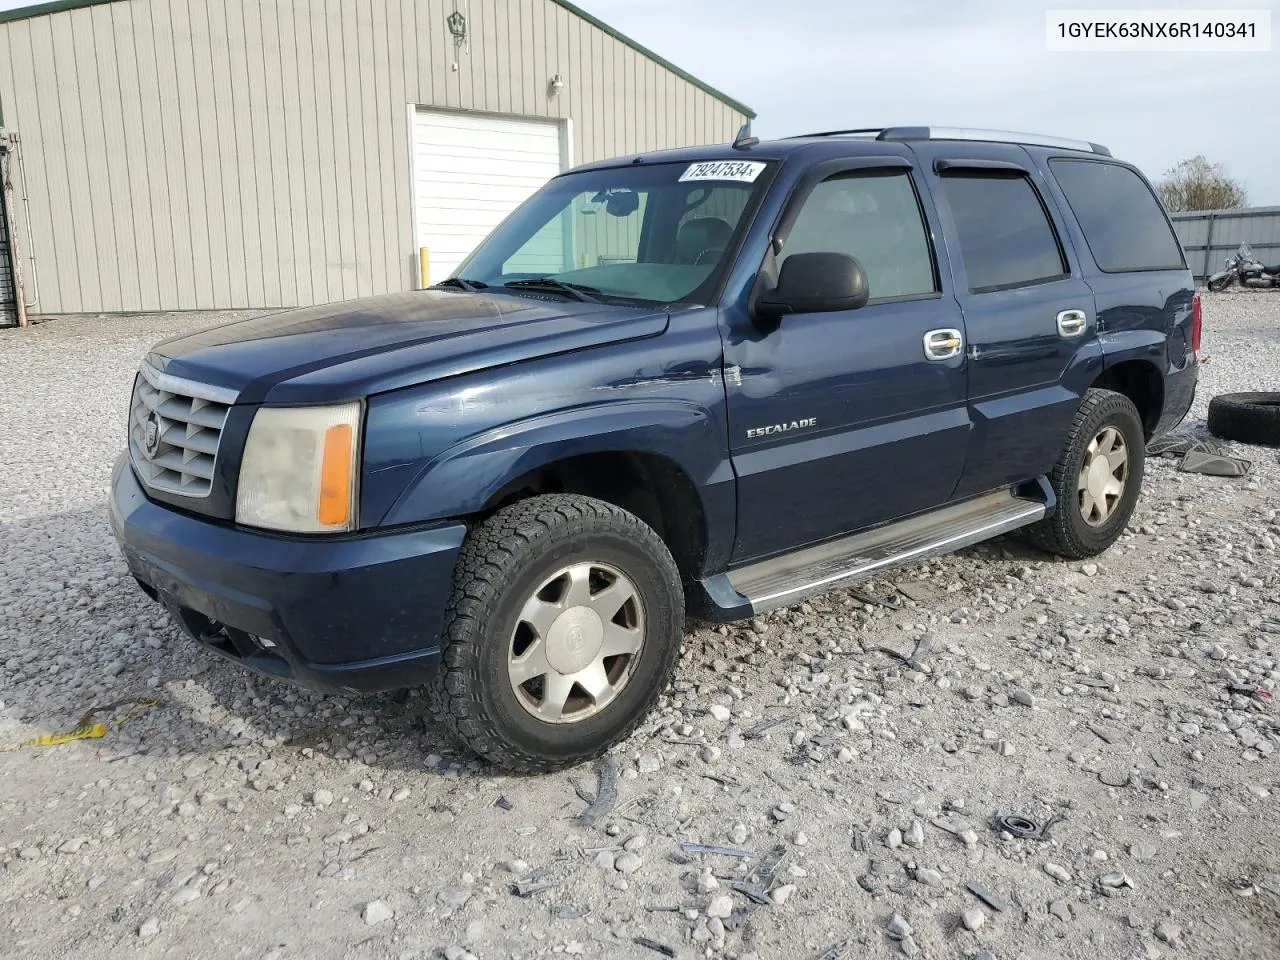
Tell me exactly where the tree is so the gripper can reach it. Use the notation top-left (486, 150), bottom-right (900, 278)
top-left (1156, 156), bottom-right (1247, 212)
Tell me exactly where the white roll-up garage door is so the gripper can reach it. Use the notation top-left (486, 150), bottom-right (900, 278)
top-left (412, 109), bottom-right (566, 284)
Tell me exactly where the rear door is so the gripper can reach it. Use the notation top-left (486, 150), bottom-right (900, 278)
top-left (914, 142), bottom-right (1103, 499)
top-left (1034, 155), bottom-right (1196, 434)
top-left (723, 155), bottom-right (971, 562)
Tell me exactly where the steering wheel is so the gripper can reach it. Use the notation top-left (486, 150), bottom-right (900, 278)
top-left (693, 247), bottom-right (724, 266)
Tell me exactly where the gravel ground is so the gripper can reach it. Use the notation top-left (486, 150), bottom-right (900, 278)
top-left (1, 296), bottom-right (1278, 960)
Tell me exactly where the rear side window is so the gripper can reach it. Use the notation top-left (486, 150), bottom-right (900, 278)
top-left (1050, 160), bottom-right (1185, 272)
top-left (781, 170), bottom-right (937, 300)
top-left (939, 173), bottom-right (1067, 293)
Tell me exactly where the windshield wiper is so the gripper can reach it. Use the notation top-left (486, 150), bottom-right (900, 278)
top-left (432, 277), bottom-right (489, 292)
top-left (503, 277), bottom-right (601, 303)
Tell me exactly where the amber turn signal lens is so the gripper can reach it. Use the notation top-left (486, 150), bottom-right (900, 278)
top-left (318, 423), bottom-right (354, 527)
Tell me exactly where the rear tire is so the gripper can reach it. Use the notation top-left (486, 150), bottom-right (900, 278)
top-left (1023, 389), bottom-right (1146, 560)
top-left (431, 494), bottom-right (684, 773)
top-left (1207, 392), bottom-right (1280, 446)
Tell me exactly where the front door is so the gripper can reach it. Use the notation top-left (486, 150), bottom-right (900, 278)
top-left (914, 143), bottom-right (1102, 498)
top-left (724, 162), bottom-right (970, 562)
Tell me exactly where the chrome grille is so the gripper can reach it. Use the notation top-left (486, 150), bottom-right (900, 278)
top-left (128, 359), bottom-right (237, 498)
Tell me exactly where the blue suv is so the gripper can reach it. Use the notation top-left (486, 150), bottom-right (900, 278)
top-left (111, 126), bottom-right (1199, 771)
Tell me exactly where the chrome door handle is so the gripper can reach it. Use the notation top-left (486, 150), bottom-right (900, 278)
top-left (1057, 309), bottom-right (1088, 337)
top-left (923, 328), bottom-right (963, 360)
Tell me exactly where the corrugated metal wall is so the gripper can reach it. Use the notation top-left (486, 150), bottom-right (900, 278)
top-left (1170, 206), bottom-right (1280, 280)
top-left (0, 0), bottom-right (749, 314)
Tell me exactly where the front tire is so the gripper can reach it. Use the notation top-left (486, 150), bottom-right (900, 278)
top-left (1207, 276), bottom-right (1231, 292)
top-left (431, 494), bottom-right (685, 773)
top-left (1023, 389), bottom-right (1146, 560)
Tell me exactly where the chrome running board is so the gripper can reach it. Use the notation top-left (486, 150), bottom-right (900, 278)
top-left (727, 489), bottom-right (1046, 614)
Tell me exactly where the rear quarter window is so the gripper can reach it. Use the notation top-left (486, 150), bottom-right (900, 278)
top-left (1049, 160), bottom-right (1185, 273)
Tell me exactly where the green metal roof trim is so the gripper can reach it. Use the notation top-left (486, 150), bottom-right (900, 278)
top-left (0, 0), bottom-right (118, 25)
top-left (549, 0), bottom-right (754, 118)
top-left (0, 0), bottom-right (755, 118)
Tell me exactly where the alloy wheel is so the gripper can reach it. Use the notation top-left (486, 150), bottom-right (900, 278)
top-left (1077, 425), bottom-right (1129, 527)
top-left (507, 562), bottom-right (646, 723)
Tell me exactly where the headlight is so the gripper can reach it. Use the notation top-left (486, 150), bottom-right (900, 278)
top-left (235, 403), bottom-right (362, 533)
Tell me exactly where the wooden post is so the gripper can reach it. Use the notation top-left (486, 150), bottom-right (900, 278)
top-left (1202, 212), bottom-right (1217, 282)
top-left (419, 247), bottom-right (430, 289)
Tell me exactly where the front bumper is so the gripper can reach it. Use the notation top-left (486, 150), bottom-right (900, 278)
top-left (109, 455), bottom-right (467, 694)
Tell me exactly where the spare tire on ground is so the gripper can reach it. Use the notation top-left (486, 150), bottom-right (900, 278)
top-left (1207, 392), bottom-right (1280, 446)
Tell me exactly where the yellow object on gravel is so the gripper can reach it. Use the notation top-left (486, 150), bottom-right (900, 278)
top-left (0, 698), bottom-right (158, 752)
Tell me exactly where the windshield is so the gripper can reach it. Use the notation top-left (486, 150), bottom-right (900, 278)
top-left (453, 160), bottom-right (772, 305)
top-left (1238, 243), bottom-right (1254, 258)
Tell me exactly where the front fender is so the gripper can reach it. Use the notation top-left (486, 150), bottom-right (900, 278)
top-left (382, 399), bottom-right (731, 527)
top-left (359, 308), bottom-right (736, 570)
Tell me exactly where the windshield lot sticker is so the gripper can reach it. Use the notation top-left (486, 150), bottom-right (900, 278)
top-left (679, 160), bottom-right (766, 183)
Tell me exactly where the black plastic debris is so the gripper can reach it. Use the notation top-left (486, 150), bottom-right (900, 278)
top-left (1088, 724), bottom-right (1117, 744)
top-left (512, 874), bottom-right (555, 897)
top-left (634, 936), bottom-right (676, 957)
top-left (1147, 429), bottom-right (1251, 476)
top-left (993, 812), bottom-right (1066, 840)
top-left (743, 715), bottom-right (793, 740)
top-left (727, 881), bottom-right (773, 905)
top-left (576, 755), bottom-right (619, 827)
top-left (965, 880), bottom-right (1011, 912)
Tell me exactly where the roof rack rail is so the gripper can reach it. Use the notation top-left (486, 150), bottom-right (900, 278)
top-left (783, 128), bottom-right (885, 140)
top-left (787, 126), bottom-right (1111, 157)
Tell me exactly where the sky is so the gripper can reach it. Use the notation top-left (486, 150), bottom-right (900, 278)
top-left (575, 0), bottom-right (1280, 203)
top-left (0, 0), bottom-right (1276, 202)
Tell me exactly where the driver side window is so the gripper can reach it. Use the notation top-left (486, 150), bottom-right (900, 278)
top-left (781, 171), bottom-right (937, 300)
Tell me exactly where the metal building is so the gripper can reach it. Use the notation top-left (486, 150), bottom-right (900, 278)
top-left (0, 0), bottom-right (752, 317)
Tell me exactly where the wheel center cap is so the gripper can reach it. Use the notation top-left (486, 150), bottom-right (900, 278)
top-left (1087, 455), bottom-right (1112, 498)
top-left (545, 606), bottom-right (604, 674)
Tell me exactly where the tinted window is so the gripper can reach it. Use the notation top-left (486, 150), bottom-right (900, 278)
top-left (940, 173), bottom-right (1067, 293)
top-left (781, 171), bottom-right (936, 300)
top-left (1050, 160), bottom-right (1184, 272)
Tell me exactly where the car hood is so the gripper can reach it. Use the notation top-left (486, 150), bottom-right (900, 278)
top-left (152, 289), bottom-right (670, 403)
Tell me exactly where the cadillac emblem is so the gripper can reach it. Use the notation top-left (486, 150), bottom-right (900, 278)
top-left (143, 412), bottom-right (162, 460)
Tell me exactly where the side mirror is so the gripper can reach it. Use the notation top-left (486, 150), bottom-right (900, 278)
top-left (755, 252), bottom-right (869, 319)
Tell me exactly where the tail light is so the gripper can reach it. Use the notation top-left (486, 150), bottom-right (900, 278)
top-left (1191, 290), bottom-right (1202, 360)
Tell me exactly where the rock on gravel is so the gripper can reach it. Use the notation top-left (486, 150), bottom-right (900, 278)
top-left (362, 901), bottom-right (394, 925)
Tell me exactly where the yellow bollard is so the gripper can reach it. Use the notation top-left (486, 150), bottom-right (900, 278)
top-left (419, 247), bottom-right (430, 288)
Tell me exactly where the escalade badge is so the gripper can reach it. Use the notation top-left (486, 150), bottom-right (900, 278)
top-left (143, 412), bottom-right (162, 460)
top-left (746, 418), bottom-right (816, 440)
